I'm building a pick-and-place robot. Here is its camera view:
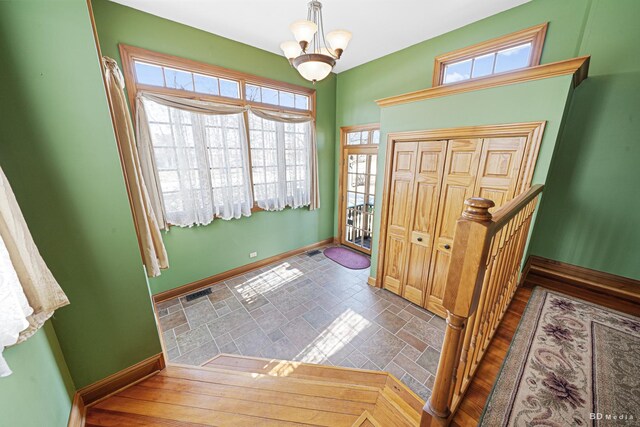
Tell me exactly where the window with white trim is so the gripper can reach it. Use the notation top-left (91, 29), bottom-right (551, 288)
top-left (141, 98), bottom-right (253, 226)
top-left (248, 114), bottom-right (311, 210)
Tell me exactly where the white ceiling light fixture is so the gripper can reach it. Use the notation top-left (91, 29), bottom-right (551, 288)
top-left (280, 1), bottom-right (351, 83)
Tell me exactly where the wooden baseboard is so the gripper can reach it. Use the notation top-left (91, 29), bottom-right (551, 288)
top-left (367, 276), bottom-right (379, 287)
top-left (524, 255), bottom-right (640, 305)
top-left (67, 392), bottom-right (85, 427)
top-left (153, 237), bottom-right (336, 303)
top-left (67, 353), bottom-right (165, 426)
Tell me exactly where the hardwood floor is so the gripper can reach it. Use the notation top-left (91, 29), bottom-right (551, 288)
top-left (524, 270), bottom-right (639, 316)
top-left (450, 286), bottom-right (531, 426)
top-left (85, 356), bottom-right (423, 426)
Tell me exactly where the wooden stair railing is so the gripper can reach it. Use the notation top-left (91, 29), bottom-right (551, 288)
top-left (421, 184), bottom-right (544, 426)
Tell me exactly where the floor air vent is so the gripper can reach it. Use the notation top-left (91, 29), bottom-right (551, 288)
top-left (307, 249), bottom-right (322, 256)
top-left (185, 288), bottom-right (212, 302)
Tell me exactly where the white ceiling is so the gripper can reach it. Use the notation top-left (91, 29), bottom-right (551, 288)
top-left (109, 0), bottom-right (530, 73)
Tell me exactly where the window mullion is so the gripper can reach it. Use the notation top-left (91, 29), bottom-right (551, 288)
top-left (242, 111), bottom-right (256, 207)
top-left (276, 121), bottom-right (287, 205)
top-left (192, 112), bottom-right (212, 223)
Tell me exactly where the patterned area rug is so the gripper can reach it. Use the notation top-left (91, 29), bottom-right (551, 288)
top-left (481, 288), bottom-right (640, 426)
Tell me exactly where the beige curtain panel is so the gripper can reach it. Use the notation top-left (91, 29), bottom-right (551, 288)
top-left (138, 92), bottom-right (246, 116)
top-left (103, 57), bottom-right (169, 277)
top-left (0, 167), bottom-right (69, 376)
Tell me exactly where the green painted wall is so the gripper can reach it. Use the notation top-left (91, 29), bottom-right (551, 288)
top-left (92, 0), bottom-right (337, 295)
top-left (366, 76), bottom-right (574, 274)
top-left (527, 0), bottom-right (640, 279)
top-left (335, 0), bottom-right (588, 128)
top-left (336, 0), bottom-right (640, 280)
top-left (0, 0), bottom-right (161, 390)
top-left (0, 2), bottom-right (636, 423)
top-left (0, 323), bottom-right (75, 427)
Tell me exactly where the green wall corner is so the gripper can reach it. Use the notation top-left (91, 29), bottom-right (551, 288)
top-left (1, 1), bottom-right (638, 424)
top-left (0, 0), bottom-right (161, 390)
top-left (0, 323), bottom-right (74, 427)
top-left (366, 76), bottom-right (574, 274)
top-left (336, 0), bottom-right (640, 280)
top-left (528, 0), bottom-right (640, 279)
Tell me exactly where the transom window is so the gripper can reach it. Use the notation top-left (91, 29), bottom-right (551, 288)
top-left (443, 42), bottom-right (533, 83)
top-left (433, 23), bottom-right (547, 86)
top-left (245, 83), bottom-right (310, 110)
top-left (120, 45), bottom-right (316, 226)
top-left (134, 61), bottom-right (241, 99)
top-left (346, 129), bottom-right (380, 145)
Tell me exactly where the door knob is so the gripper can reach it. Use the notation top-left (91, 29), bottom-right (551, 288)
top-left (417, 237), bottom-right (423, 242)
top-left (444, 244), bottom-right (451, 250)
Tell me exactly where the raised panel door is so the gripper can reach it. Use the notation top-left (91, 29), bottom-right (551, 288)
top-left (425, 139), bottom-right (482, 316)
top-left (382, 142), bottom-right (417, 295)
top-left (474, 137), bottom-right (527, 211)
top-left (402, 141), bottom-right (447, 305)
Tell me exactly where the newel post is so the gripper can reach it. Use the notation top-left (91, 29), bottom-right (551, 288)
top-left (421, 198), bottom-right (495, 427)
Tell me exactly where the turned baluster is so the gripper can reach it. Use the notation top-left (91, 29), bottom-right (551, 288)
top-left (421, 198), bottom-right (494, 427)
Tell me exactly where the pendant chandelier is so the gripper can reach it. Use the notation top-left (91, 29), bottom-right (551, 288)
top-left (280, 1), bottom-right (351, 83)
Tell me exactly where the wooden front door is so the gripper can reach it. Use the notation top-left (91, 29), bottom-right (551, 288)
top-left (339, 126), bottom-right (380, 254)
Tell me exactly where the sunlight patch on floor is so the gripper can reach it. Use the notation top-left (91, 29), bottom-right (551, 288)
top-left (267, 360), bottom-right (302, 377)
top-left (296, 309), bottom-right (370, 363)
top-left (241, 262), bottom-right (305, 296)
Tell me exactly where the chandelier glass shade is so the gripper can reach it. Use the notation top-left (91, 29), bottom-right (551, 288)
top-left (280, 1), bottom-right (351, 83)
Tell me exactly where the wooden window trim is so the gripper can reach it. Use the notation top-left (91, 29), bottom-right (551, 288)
top-left (119, 44), bottom-right (316, 119)
top-left (377, 55), bottom-right (590, 108)
top-left (432, 23), bottom-right (548, 87)
top-left (118, 44), bottom-right (316, 217)
top-left (341, 123), bottom-right (381, 147)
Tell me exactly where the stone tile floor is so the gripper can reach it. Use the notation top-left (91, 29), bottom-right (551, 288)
top-left (155, 246), bottom-right (445, 400)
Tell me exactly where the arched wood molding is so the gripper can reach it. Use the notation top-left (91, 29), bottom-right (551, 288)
top-left (376, 56), bottom-right (590, 108)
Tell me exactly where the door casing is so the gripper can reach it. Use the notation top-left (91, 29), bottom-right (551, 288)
top-left (374, 122), bottom-right (546, 305)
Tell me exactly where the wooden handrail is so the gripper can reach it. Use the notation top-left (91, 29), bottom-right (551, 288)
top-left (490, 184), bottom-right (544, 230)
top-left (421, 185), bottom-right (544, 426)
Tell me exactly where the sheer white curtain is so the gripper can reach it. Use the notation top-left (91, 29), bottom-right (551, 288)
top-left (0, 232), bottom-right (31, 377)
top-left (136, 93), bottom-right (253, 227)
top-left (248, 110), bottom-right (314, 211)
top-left (0, 167), bottom-right (69, 376)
